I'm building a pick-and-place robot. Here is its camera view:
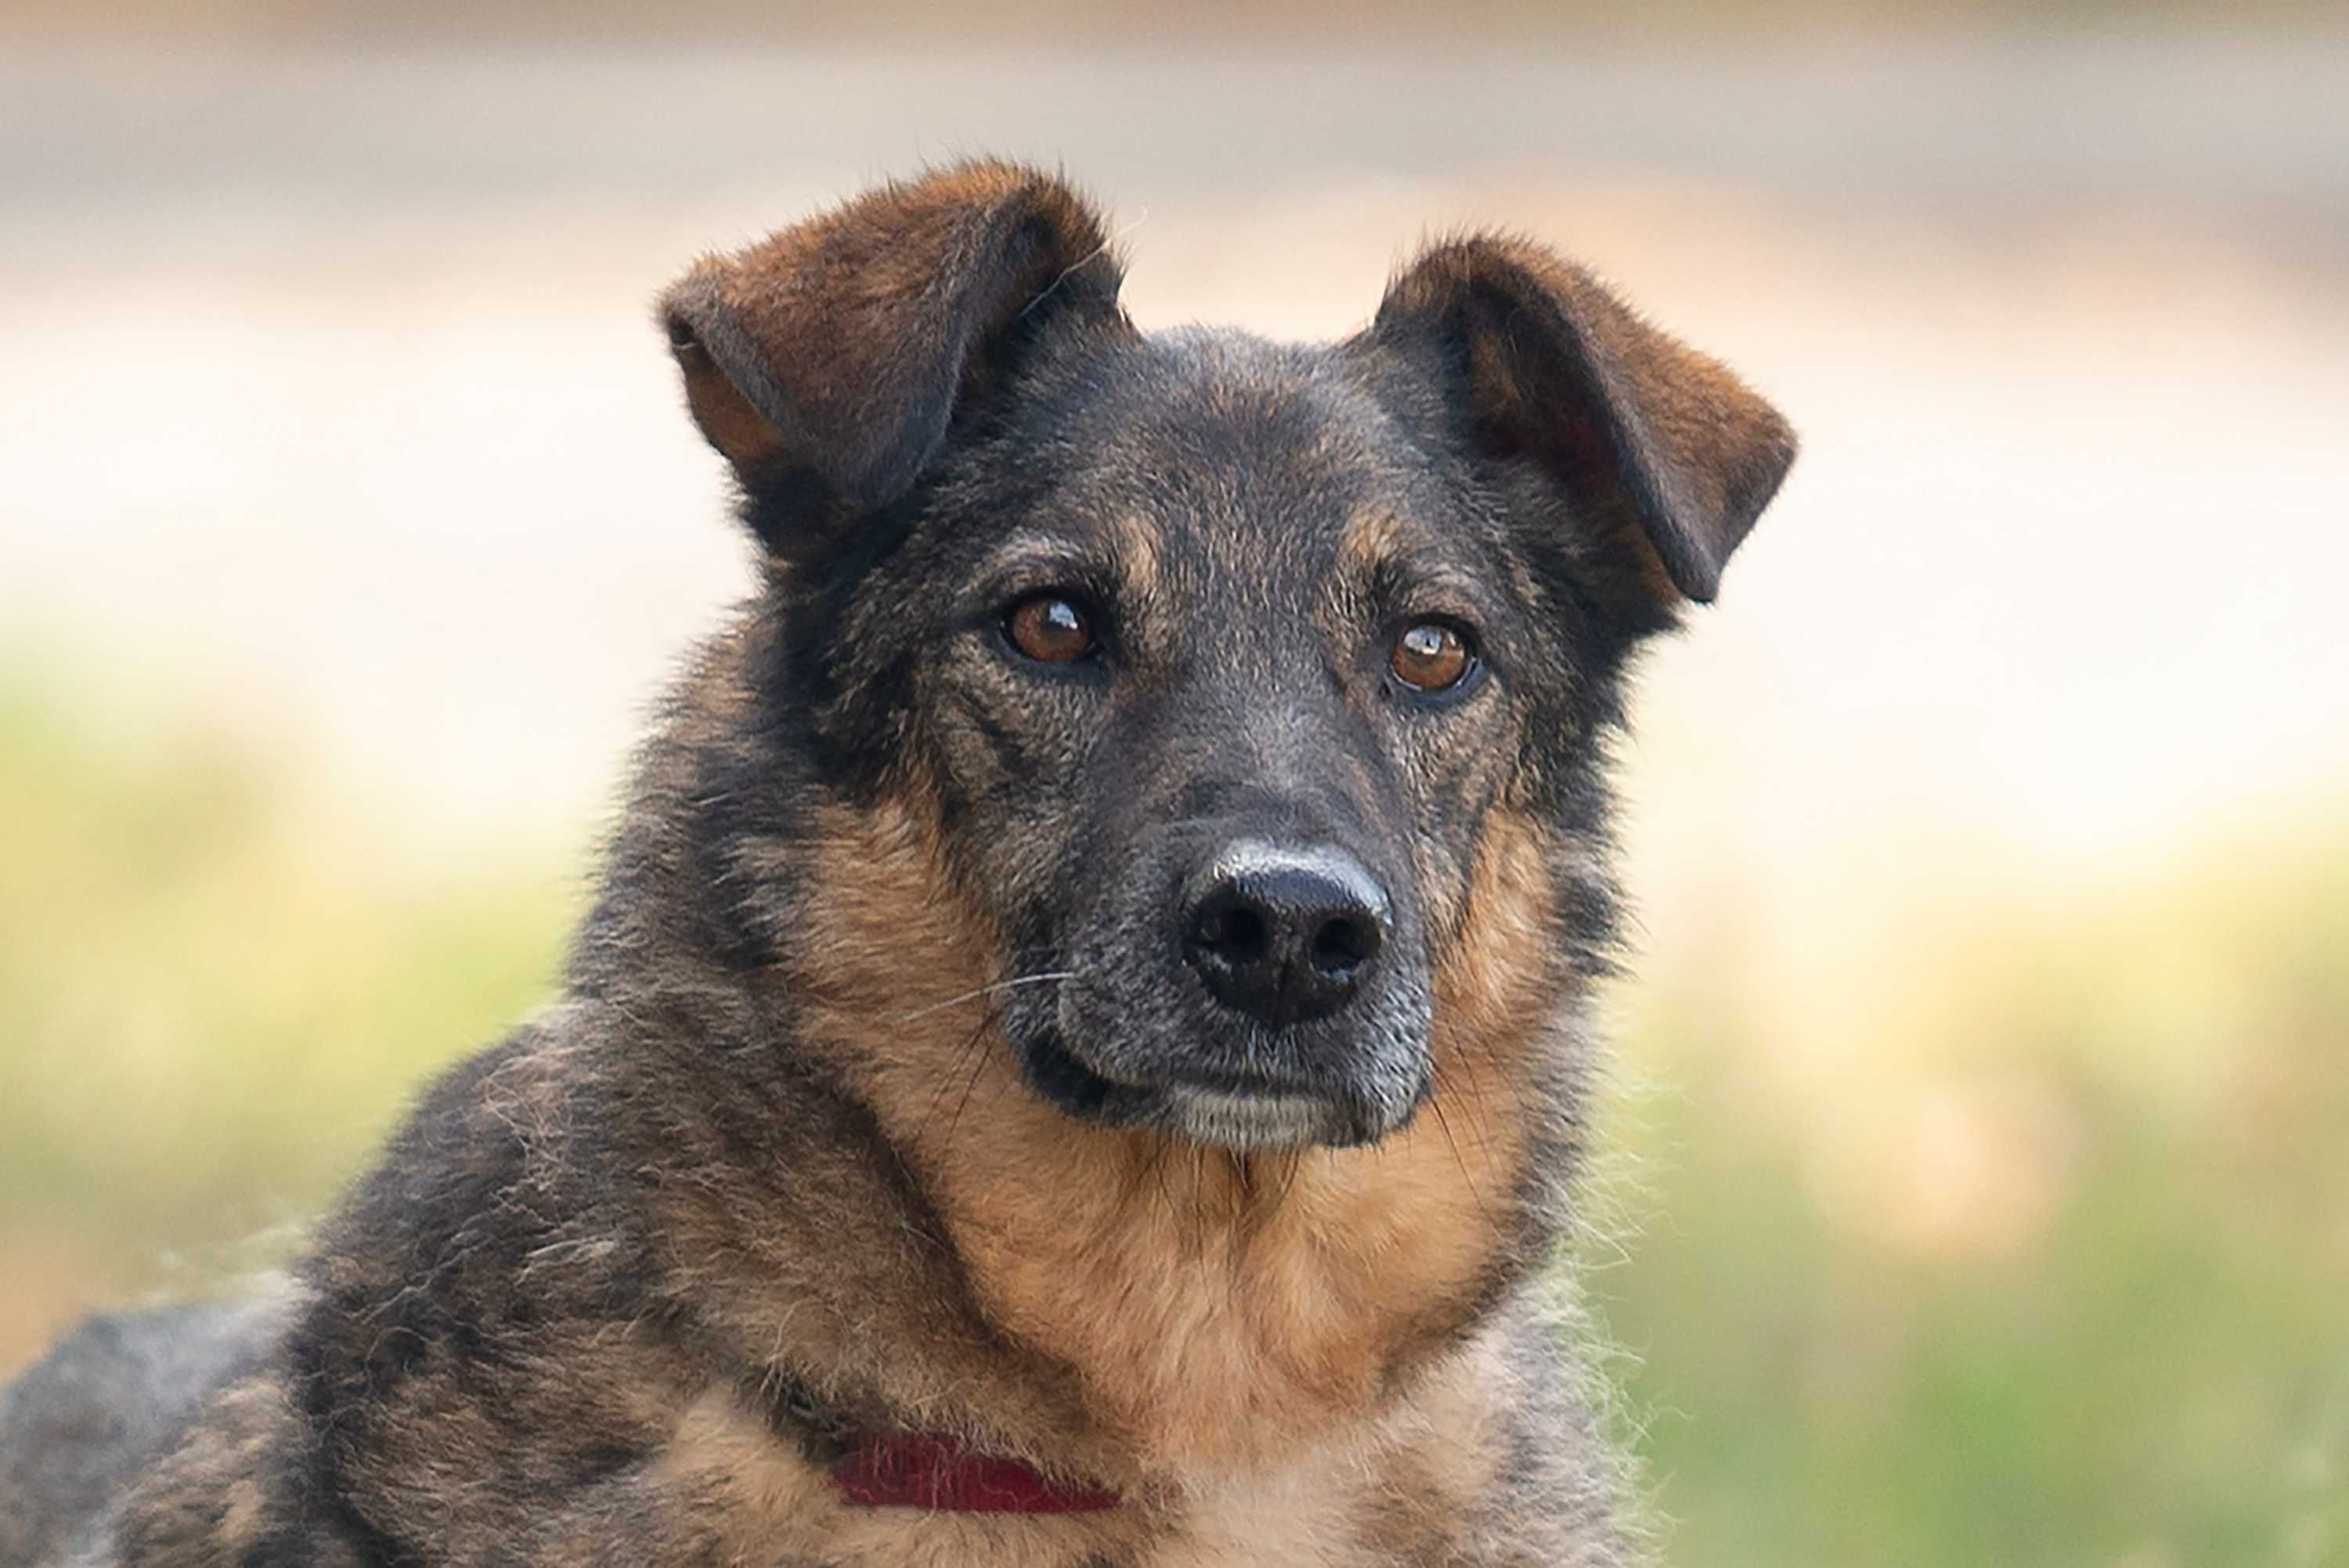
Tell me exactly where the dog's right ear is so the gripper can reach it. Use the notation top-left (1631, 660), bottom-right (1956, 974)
top-left (659, 161), bottom-right (1127, 540)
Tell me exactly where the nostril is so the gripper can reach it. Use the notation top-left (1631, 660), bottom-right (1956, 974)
top-left (1182, 844), bottom-right (1391, 1026)
top-left (1193, 899), bottom-right (1268, 968)
top-left (1310, 911), bottom-right (1380, 979)
top-left (1221, 906), bottom-right (1267, 963)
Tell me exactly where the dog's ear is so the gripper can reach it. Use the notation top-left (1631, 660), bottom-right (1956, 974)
top-left (1366, 236), bottom-right (1794, 610)
top-left (659, 161), bottom-right (1126, 532)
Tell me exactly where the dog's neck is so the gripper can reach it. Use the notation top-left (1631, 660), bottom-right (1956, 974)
top-left (769, 1376), bottom-right (1120, 1512)
top-left (749, 794), bottom-right (1575, 1480)
top-left (597, 635), bottom-right (1594, 1482)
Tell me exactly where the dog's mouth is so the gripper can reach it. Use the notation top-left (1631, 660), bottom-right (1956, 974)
top-left (1159, 1081), bottom-right (1348, 1151)
top-left (1019, 1029), bottom-right (1393, 1151)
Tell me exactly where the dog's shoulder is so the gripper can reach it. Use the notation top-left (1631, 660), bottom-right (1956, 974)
top-left (84, 1007), bottom-right (713, 1566)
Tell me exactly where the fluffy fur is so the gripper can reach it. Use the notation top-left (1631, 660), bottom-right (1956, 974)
top-left (0, 160), bottom-right (1793, 1567)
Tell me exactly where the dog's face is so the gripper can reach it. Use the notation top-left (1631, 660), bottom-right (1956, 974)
top-left (662, 164), bottom-right (1793, 1153)
top-left (855, 332), bottom-right (1518, 1149)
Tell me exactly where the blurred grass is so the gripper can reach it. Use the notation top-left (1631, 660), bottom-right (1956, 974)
top-left (1, 658), bottom-right (2343, 1568)
top-left (0, 663), bottom-right (576, 1358)
top-left (1597, 806), bottom-right (2349, 1566)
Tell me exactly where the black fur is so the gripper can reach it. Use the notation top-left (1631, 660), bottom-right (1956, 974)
top-left (0, 161), bottom-right (1793, 1567)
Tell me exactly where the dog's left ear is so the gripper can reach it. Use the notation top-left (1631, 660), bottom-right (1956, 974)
top-left (1364, 236), bottom-right (1795, 609)
top-left (660, 161), bottom-right (1127, 530)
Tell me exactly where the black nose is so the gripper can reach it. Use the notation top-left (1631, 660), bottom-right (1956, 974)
top-left (1182, 845), bottom-right (1390, 1028)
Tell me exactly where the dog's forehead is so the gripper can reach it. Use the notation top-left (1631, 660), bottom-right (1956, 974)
top-left (1019, 325), bottom-right (1444, 573)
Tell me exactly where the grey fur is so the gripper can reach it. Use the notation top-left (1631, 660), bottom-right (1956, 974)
top-left (0, 161), bottom-right (1793, 1567)
top-left (0, 1298), bottom-right (287, 1566)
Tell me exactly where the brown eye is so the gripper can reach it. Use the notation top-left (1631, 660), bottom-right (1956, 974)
top-left (1389, 621), bottom-right (1475, 693)
top-left (1005, 593), bottom-right (1096, 665)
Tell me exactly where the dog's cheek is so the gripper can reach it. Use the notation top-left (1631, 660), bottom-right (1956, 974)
top-left (790, 794), bottom-right (1001, 1020)
top-left (1430, 808), bottom-right (1571, 1057)
top-left (912, 669), bottom-right (1082, 887)
top-left (1396, 730), bottom-right (1518, 957)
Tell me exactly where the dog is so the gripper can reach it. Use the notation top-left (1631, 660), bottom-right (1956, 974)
top-left (0, 160), bottom-right (1794, 1567)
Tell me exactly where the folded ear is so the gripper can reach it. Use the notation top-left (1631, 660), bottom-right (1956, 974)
top-left (1366, 236), bottom-right (1795, 607)
top-left (659, 160), bottom-right (1128, 531)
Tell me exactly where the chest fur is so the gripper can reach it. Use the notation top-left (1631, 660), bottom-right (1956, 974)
top-left (785, 798), bottom-right (1560, 1476)
top-left (661, 1335), bottom-right (1512, 1568)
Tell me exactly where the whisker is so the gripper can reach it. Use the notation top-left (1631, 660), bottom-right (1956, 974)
top-left (1442, 1047), bottom-right (1497, 1148)
top-left (1019, 206), bottom-right (1149, 319)
top-left (894, 971), bottom-right (1076, 1024)
top-left (914, 1009), bottom-right (997, 1150)
top-left (938, 1022), bottom-right (998, 1157)
top-left (1426, 1075), bottom-right (1494, 1226)
top-left (1144, 1140), bottom-right (1180, 1231)
top-left (1273, 1148), bottom-right (1307, 1208)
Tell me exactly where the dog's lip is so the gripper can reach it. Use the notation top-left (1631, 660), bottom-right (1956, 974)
top-left (1058, 1041), bottom-right (1344, 1108)
top-left (1025, 1032), bottom-right (1406, 1150)
top-left (1161, 1064), bottom-right (1334, 1103)
top-left (1160, 1082), bottom-right (1337, 1149)
top-left (1022, 1030), bottom-right (1137, 1118)
top-left (1027, 1030), bottom-right (1352, 1116)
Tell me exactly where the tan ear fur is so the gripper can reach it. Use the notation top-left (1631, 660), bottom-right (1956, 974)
top-left (659, 160), bottom-right (1127, 514)
top-left (1374, 236), bottom-right (1795, 605)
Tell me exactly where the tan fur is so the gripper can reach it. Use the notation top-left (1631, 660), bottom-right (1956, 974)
top-left (108, 1368), bottom-right (304, 1561)
top-left (659, 1323), bottom-right (1534, 1568)
top-left (0, 160), bottom-right (1802, 1568)
top-left (790, 791), bottom-right (1553, 1482)
top-left (666, 1384), bottom-right (1150, 1568)
top-left (1433, 806), bottom-right (1570, 1046)
top-left (663, 160), bottom-right (1126, 503)
top-left (1111, 512), bottom-right (1167, 608)
top-left (1376, 234), bottom-right (1795, 605)
top-left (1337, 507), bottom-right (1413, 579)
top-left (669, 339), bottom-right (785, 470)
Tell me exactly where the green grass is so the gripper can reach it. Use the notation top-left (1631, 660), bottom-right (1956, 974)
top-left (0, 669), bottom-right (577, 1335)
top-left (1, 659), bottom-right (2343, 1567)
top-left (1593, 816), bottom-right (2349, 1568)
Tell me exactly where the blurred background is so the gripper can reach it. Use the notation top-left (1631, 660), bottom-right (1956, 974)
top-left (3, 4), bottom-right (2345, 1564)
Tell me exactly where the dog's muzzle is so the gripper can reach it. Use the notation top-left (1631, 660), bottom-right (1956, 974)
top-left (1025, 829), bottom-right (1431, 1152)
top-left (1180, 840), bottom-right (1389, 1030)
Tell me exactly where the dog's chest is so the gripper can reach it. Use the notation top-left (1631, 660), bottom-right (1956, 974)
top-left (704, 1472), bottom-right (1432, 1568)
top-left (662, 1357), bottom-right (1504, 1568)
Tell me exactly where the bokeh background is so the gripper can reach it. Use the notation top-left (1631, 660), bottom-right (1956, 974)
top-left (4, 4), bottom-right (2346, 1565)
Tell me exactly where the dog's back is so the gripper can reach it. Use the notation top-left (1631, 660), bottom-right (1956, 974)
top-left (0, 1300), bottom-right (284, 1566)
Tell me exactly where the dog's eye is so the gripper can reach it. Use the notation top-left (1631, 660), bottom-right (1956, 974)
top-left (1003, 593), bottom-right (1098, 665)
top-left (1388, 622), bottom-right (1476, 693)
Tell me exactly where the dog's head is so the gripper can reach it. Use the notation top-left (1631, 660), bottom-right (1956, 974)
top-left (661, 163), bottom-right (1792, 1154)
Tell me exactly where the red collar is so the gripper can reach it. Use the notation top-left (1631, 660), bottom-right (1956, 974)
top-left (832, 1432), bottom-right (1119, 1514)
